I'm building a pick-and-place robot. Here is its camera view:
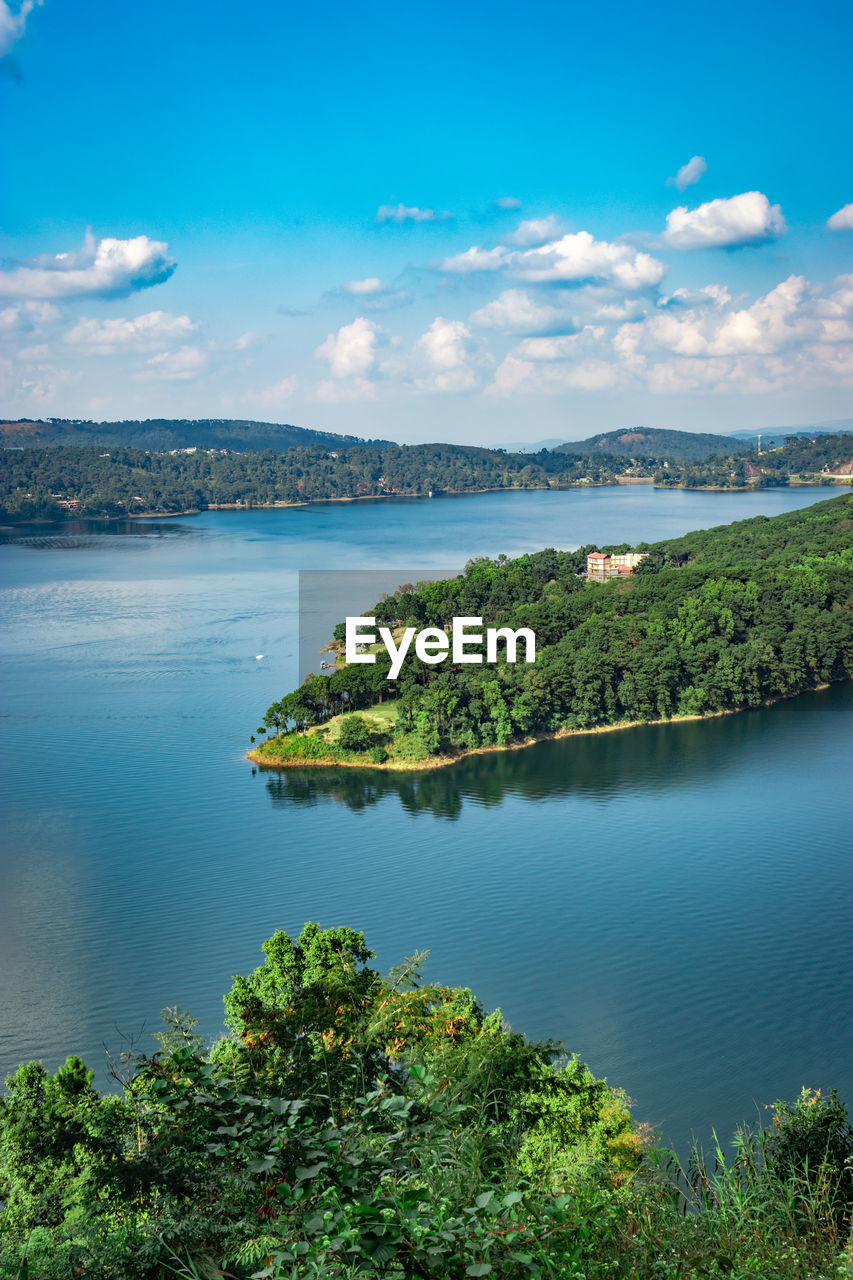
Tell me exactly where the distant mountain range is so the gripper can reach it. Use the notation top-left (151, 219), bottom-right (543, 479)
top-left (726, 418), bottom-right (853, 447)
top-left (2, 415), bottom-right (850, 464)
top-left (0, 417), bottom-right (392, 452)
top-left (554, 427), bottom-right (754, 463)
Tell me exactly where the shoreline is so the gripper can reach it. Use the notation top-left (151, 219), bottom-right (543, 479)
top-left (5, 478), bottom-right (849, 527)
top-left (247, 683), bottom-right (836, 774)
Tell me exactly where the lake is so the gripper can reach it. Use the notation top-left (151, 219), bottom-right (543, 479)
top-left (1, 484), bottom-right (851, 1153)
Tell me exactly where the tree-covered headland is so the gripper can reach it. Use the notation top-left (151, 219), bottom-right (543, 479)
top-left (2, 923), bottom-right (852, 1279)
top-left (253, 495), bottom-right (853, 769)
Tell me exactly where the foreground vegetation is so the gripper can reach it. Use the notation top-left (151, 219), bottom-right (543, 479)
top-left (2, 923), bottom-right (851, 1279)
top-left (254, 495), bottom-right (853, 769)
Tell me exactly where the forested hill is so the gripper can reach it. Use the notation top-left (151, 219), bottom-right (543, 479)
top-left (556, 426), bottom-right (755, 461)
top-left (254, 494), bottom-right (853, 769)
top-left (0, 442), bottom-right (658, 520)
top-left (659, 432), bottom-right (853, 488)
top-left (0, 416), bottom-right (390, 452)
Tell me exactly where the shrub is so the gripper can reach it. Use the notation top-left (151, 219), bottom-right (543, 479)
top-left (337, 714), bottom-right (374, 751)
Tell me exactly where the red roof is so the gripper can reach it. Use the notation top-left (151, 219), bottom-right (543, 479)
top-left (587, 552), bottom-right (609, 561)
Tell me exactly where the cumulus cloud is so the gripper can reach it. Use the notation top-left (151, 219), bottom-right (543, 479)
top-left (134, 346), bottom-right (207, 382)
top-left (0, 300), bottom-right (60, 332)
top-left (480, 270), bottom-right (853, 399)
top-left (375, 204), bottom-right (454, 224)
top-left (516, 326), bottom-right (605, 361)
top-left (616, 276), bottom-right (822, 360)
top-left (612, 272), bottom-right (853, 394)
top-left (315, 317), bottom-right (382, 378)
top-left (416, 317), bottom-right (483, 392)
top-left (664, 191), bottom-right (786, 249)
top-left (0, 232), bottom-right (176, 300)
top-left (509, 216), bottom-right (563, 246)
top-left (443, 228), bottom-right (664, 291)
top-left (0, 0), bottom-right (39, 58)
top-left (667, 155), bottom-right (707, 191)
top-left (64, 311), bottom-right (196, 353)
top-left (469, 289), bottom-right (569, 335)
top-left (496, 196), bottom-right (522, 210)
top-left (827, 203), bottom-right (853, 231)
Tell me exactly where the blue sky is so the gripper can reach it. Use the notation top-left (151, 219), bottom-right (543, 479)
top-left (1, 0), bottom-right (851, 443)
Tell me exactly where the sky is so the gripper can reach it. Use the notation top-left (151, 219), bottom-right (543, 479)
top-left (1, 0), bottom-right (852, 445)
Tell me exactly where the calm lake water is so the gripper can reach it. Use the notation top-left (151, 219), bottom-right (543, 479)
top-left (1, 485), bottom-right (851, 1153)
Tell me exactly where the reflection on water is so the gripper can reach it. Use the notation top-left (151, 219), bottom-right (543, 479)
top-left (0, 517), bottom-right (196, 549)
top-left (260, 693), bottom-right (812, 819)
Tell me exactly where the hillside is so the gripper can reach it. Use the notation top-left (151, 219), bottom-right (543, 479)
top-left (556, 426), bottom-right (755, 461)
top-left (0, 417), bottom-right (391, 453)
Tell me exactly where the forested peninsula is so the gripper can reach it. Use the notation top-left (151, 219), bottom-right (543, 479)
top-left (251, 495), bottom-right (853, 771)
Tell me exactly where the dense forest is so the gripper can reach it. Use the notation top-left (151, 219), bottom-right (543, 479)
top-left (0, 417), bottom-right (389, 452)
top-left (1, 430), bottom-right (850, 523)
top-left (2, 922), bottom-right (851, 1279)
top-left (0, 443), bottom-right (660, 521)
top-left (254, 495), bottom-right (853, 768)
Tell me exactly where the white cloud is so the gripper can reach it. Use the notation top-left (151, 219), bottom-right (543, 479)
top-left (443, 228), bottom-right (664, 291)
top-left (485, 355), bottom-right (534, 397)
top-left (375, 204), bottom-right (454, 224)
top-left (479, 269), bottom-right (853, 400)
top-left (440, 245), bottom-right (510, 273)
top-left (667, 155), bottom-right (708, 191)
top-left (468, 288), bottom-right (569, 334)
top-left (0, 0), bottom-right (40, 58)
top-left (485, 352), bottom-right (619, 397)
top-left (343, 277), bottom-right (385, 295)
top-left (0, 232), bottom-right (176, 300)
top-left (496, 196), bottom-right (522, 210)
top-left (16, 343), bottom-right (48, 362)
top-left (0, 300), bottom-right (60, 332)
top-left (315, 317), bottom-right (381, 378)
top-left (612, 272), bottom-right (853, 394)
top-left (656, 284), bottom-right (732, 310)
top-left (509, 216), bottom-right (564, 246)
top-left (64, 311), bottom-right (196, 353)
top-left (664, 191), bottom-right (786, 249)
top-left (418, 317), bottom-right (472, 370)
top-left (616, 276), bottom-right (823, 360)
top-left (134, 346), bottom-right (207, 382)
top-left (517, 326), bottom-right (605, 361)
top-left (416, 317), bottom-right (482, 392)
top-left (827, 203), bottom-right (853, 231)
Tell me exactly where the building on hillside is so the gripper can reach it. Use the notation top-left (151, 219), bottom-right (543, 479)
top-left (586, 551), bottom-right (648, 582)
